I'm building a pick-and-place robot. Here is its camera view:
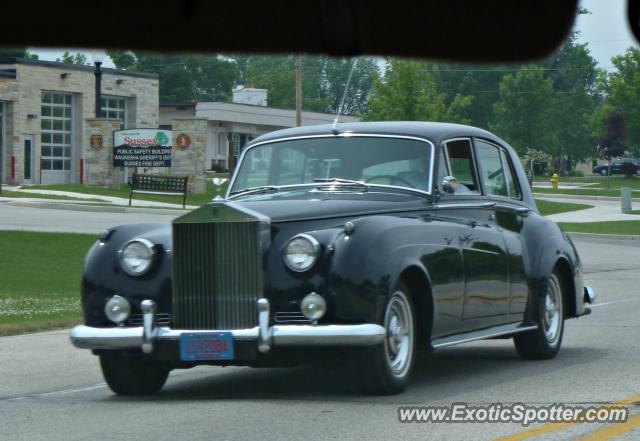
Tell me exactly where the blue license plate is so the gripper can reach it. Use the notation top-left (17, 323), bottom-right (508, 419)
top-left (180, 332), bottom-right (234, 361)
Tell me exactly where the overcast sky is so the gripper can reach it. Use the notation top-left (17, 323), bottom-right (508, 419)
top-left (30, 0), bottom-right (639, 69)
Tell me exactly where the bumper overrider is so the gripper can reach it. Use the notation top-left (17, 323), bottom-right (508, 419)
top-left (69, 298), bottom-right (386, 354)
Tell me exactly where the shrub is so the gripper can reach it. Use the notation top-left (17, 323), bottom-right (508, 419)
top-left (567, 170), bottom-right (584, 177)
top-left (520, 149), bottom-right (552, 176)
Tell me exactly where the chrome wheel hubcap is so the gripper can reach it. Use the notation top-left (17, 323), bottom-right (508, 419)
top-left (384, 291), bottom-right (414, 378)
top-left (543, 274), bottom-right (563, 345)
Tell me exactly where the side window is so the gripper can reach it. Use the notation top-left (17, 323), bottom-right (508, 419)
top-left (442, 139), bottom-right (480, 193)
top-left (475, 140), bottom-right (508, 197)
top-left (499, 148), bottom-right (522, 200)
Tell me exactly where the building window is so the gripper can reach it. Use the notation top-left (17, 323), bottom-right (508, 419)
top-left (41, 92), bottom-right (73, 172)
top-left (101, 96), bottom-right (126, 128)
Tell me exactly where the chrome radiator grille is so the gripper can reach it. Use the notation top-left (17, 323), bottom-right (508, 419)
top-left (172, 212), bottom-right (263, 330)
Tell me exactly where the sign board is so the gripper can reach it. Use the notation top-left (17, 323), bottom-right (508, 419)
top-left (113, 129), bottom-right (173, 167)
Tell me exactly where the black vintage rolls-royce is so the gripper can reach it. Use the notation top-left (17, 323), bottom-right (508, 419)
top-left (70, 122), bottom-right (595, 395)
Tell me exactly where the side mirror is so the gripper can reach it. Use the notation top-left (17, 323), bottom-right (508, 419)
top-left (441, 176), bottom-right (459, 194)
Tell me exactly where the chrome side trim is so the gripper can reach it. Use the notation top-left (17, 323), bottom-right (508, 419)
top-left (434, 202), bottom-right (496, 210)
top-left (431, 323), bottom-right (538, 349)
top-left (226, 133), bottom-right (436, 197)
top-left (584, 286), bottom-right (596, 304)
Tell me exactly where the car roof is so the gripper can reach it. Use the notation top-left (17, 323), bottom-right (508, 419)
top-left (251, 121), bottom-right (508, 147)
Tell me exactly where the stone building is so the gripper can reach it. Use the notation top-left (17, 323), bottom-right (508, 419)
top-left (0, 58), bottom-right (159, 185)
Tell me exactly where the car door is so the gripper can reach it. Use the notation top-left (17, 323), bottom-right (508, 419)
top-left (474, 138), bottom-right (529, 320)
top-left (435, 138), bottom-right (510, 332)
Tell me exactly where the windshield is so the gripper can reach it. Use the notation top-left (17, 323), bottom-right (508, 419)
top-left (229, 136), bottom-right (433, 194)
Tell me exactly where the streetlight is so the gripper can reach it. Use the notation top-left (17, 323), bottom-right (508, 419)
top-left (92, 52), bottom-right (105, 118)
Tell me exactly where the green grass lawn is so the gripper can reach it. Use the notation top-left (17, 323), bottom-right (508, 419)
top-left (535, 199), bottom-right (593, 216)
top-left (0, 231), bottom-right (97, 335)
top-left (26, 180), bottom-right (228, 207)
top-left (558, 221), bottom-right (640, 235)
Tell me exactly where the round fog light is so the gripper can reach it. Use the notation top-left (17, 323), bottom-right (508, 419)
top-left (104, 295), bottom-right (131, 324)
top-left (300, 292), bottom-right (326, 321)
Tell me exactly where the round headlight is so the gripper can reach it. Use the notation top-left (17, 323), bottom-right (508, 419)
top-left (300, 292), bottom-right (327, 321)
top-left (283, 234), bottom-right (320, 272)
top-left (104, 295), bottom-right (131, 324)
top-left (119, 238), bottom-right (156, 276)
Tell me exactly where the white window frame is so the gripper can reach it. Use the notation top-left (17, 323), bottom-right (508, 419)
top-left (41, 91), bottom-right (74, 173)
top-left (100, 95), bottom-right (127, 129)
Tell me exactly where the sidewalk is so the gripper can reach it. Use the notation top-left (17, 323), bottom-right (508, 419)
top-left (538, 195), bottom-right (639, 223)
top-left (0, 186), bottom-right (198, 210)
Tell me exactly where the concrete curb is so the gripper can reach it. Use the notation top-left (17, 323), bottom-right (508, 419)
top-left (534, 193), bottom-right (640, 203)
top-left (2, 199), bottom-right (187, 216)
top-left (567, 232), bottom-right (640, 241)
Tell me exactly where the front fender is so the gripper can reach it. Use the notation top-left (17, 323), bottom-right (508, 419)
top-left (81, 222), bottom-right (173, 326)
top-left (326, 215), bottom-right (462, 336)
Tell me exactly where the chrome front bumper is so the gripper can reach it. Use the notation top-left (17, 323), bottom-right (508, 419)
top-left (69, 298), bottom-right (385, 354)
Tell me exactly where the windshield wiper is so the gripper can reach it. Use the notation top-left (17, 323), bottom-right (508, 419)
top-left (315, 178), bottom-right (431, 200)
top-left (312, 178), bottom-right (369, 189)
top-left (228, 185), bottom-right (281, 198)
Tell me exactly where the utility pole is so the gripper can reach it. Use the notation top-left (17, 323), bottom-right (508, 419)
top-left (295, 54), bottom-right (302, 127)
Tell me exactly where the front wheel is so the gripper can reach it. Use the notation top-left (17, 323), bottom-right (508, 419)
top-left (514, 272), bottom-right (565, 359)
top-left (351, 281), bottom-right (416, 394)
top-left (100, 351), bottom-right (170, 395)
top-left (599, 169), bottom-right (608, 176)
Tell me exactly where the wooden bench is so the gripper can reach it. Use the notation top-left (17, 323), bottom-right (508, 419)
top-left (129, 174), bottom-right (189, 208)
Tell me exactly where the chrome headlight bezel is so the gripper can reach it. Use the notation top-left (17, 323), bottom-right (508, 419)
top-left (118, 238), bottom-right (157, 277)
top-left (283, 233), bottom-right (320, 272)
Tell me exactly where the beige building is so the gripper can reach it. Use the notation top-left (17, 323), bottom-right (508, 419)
top-left (0, 58), bottom-right (159, 185)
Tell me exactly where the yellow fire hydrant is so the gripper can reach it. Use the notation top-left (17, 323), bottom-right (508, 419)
top-left (550, 173), bottom-right (559, 191)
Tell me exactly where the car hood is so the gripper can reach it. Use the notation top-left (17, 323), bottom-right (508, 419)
top-left (233, 195), bottom-right (430, 223)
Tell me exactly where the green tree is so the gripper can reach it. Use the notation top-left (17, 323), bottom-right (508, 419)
top-left (107, 52), bottom-right (239, 102)
top-left (106, 50), bottom-right (137, 70)
top-left (543, 38), bottom-right (600, 167)
top-left (242, 55), bottom-right (379, 115)
top-left (0, 48), bottom-right (38, 59)
top-left (430, 64), bottom-right (510, 129)
top-left (490, 65), bottom-right (557, 155)
top-left (57, 52), bottom-right (89, 65)
top-left (597, 48), bottom-right (640, 153)
top-left (323, 57), bottom-right (379, 116)
top-left (364, 59), bottom-right (471, 122)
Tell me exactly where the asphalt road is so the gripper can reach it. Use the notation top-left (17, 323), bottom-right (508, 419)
top-left (1, 234), bottom-right (639, 440)
top-left (0, 201), bottom-right (180, 234)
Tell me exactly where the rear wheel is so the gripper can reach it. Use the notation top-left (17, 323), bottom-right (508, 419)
top-left (599, 169), bottom-right (608, 176)
top-left (351, 281), bottom-right (416, 394)
top-left (100, 351), bottom-right (170, 396)
top-left (514, 271), bottom-right (565, 359)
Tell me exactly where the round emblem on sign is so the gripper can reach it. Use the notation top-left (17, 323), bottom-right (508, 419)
top-left (176, 133), bottom-right (191, 150)
top-left (90, 134), bottom-right (103, 151)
